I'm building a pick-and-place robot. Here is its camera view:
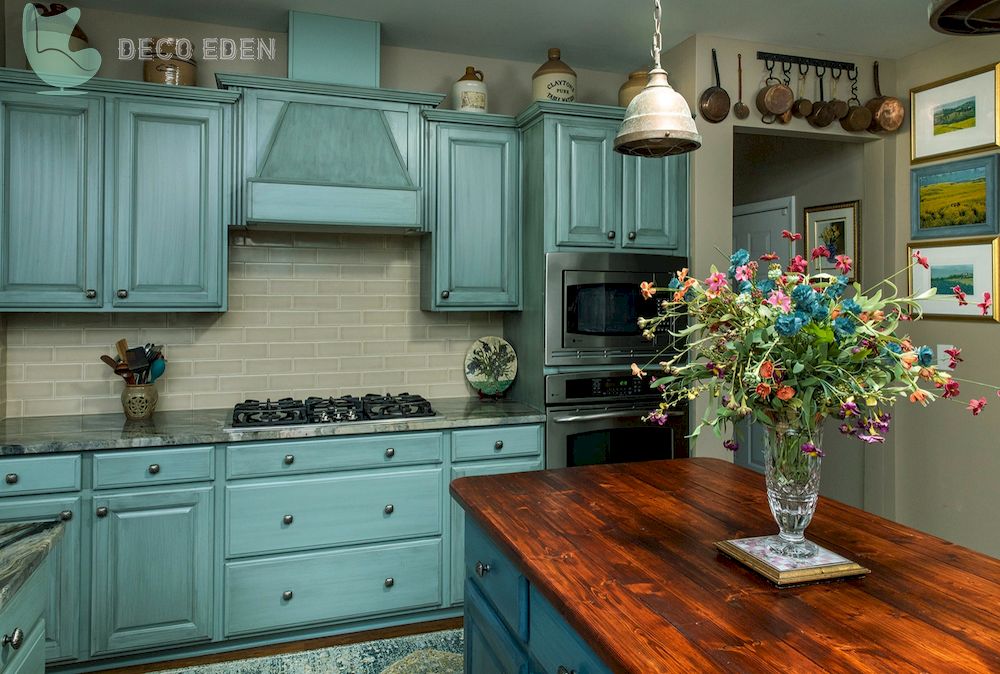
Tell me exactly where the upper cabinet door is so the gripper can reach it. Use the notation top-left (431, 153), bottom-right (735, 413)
top-left (112, 99), bottom-right (225, 309)
top-left (621, 154), bottom-right (689, 253)
top-left (0, 92), bottom-right (102, 308)
top-left (432, 124), bottom-right (520, 310)
top-left (553, 120), bottom-right (621, 248)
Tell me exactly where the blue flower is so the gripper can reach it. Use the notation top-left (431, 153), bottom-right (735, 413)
top-left (916, 345), bottom-right (934, 367)
top-left (668, 277), bottom-right (680, 290)
top-left (730, 249), bottom-right (750, 267)
top-left (841, 298), bottom-right (863, 316)
top-left (737, 280), bottom-right (753, 295)
top-left (757, 279), bottom-right (775, 295)
top-left (810, 303), bottom-right (829, 321)
top-left (825, 276), bottom-right (848, 300)
top-left (792, 284), bottom-right (819, 310)
top-left (833, 316), bottom-right (856, 340)
top-left (886, 342), bottom-right (902, 354)
top-left (776, 312), bottom-right (806, 336)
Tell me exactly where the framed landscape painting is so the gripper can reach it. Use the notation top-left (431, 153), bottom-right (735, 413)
top-left (910, 155), bottom-right (997, 240)
top-left (911, 63), bottom-right (1000, 163)
top-left (804, 201), bottom-right (860, 283)
top-left (908, 237), bottom-right (999, 321)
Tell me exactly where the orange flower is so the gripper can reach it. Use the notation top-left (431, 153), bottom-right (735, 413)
top-left (630, 363), bottom-right (646, 379)
top-left (676, 267), bottom-right (689, 282)
top-left (640, 281), bottom-right (656, 300)
top-left (901, 339), bottom-right (914, 351)
top-left (858, 312), bottom-right (869, 322)
top-left (830, 308), bottom-right (841, 320)
top-left (672, 278), bottom-right (696, 302)
top-left (776, 386), bottom-right (795, 401)
top-left (900, 352), bottom-right (918, 370)
top-left (759, 360), bottom-right (774, 379)
top-left (755, 382), bottom-right (772, 397)
top-left (872, 310), bottom-right (885, 322)
top-left (909, 389), bottom-right (928, 405)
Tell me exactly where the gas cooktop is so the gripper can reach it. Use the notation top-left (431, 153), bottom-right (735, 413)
top-left (227, 393), bottom-right (436, 430)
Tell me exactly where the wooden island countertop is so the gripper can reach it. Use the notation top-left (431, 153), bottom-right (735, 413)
top-left (450, 458), bottom-right (1000, 673)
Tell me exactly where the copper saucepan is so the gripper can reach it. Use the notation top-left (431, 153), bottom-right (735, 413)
top-left (807, 70), bottom-right (836, 128)
top-left (864, 60), bottom-right (904, 134)
top-left (792, 64), bottom-right (813, 118)
top-left (840, 68), bottom-right (873, 132)
top-left (756, 60), bottom-right (793, 116)
top-left (699, 48), bottom-right (730, 123)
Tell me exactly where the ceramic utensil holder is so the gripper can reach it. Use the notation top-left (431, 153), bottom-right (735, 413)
top-left (121, 384), bottom-right (158, 420)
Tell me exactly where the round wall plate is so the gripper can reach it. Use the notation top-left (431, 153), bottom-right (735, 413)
top-left (464, 336), bottom-right (518, 396)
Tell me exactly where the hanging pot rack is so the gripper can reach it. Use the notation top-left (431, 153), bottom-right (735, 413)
top-left (756, 51), bottom-right (857, 76)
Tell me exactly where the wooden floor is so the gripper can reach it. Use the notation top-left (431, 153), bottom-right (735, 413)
top-left (98, 617), bottom-right (464, 674)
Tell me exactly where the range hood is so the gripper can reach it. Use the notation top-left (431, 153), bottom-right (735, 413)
top-left (929, 0), bottom-right (1000, 34)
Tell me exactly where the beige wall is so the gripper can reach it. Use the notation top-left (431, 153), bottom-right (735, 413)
top-left (4, 233), bottom-right (499, 417)
top-left (890, 35), bottom-right (1000, 558)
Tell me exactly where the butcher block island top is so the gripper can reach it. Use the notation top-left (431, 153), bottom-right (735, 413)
top-left (450, 458), bottom-right (1000, 673)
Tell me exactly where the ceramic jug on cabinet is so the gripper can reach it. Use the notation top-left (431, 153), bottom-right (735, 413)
top-left (452, 66), bottom-right (488, 112)
top-left (532, 48), bottom-right (576, 102)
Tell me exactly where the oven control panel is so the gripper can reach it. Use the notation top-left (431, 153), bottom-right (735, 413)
top-left (547, 371), bottom-right (660, 405)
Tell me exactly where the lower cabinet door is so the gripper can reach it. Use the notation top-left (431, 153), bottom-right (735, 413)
top-left (464, 580), bottom-right (528, 674)
top-left (0, 495), bottom-right (80, 663)
top-left (3, 619), bottom-right (45, 674)
top-left (528, 586), bottom-right (612, 674)
top-left (91, 486), bottom-right (214, 655)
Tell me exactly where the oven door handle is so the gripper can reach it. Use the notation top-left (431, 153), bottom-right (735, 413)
top-left (551, 410), bottom-right (681, 423)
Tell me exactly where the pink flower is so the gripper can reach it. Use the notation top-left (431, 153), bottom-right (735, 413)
top-left (810, 245), bottom-right (830, 260)
top-left (937, 379), bottom-right (960, 398)
top-left (734, 265), bottom-right (752, 282)
top-left (706, 272), bottom-right (728, 295)
top-left (944, 347), bottom-right (962, 369)
top-left (952, 285), bottom-right (968, 307)
top-left (912, 250), bottom-right (929, 269)
top-left (978, 292), bottom-right (992, 316)
top-left (760, 252), bottom-right (779, 261)
top-left (835, 254), bottom-right (853, 275)
top-left (766, 289), bottom-right (791, 313)
top-left (781, 229), bottom-right (803, 242)
top-left (968, 397), bottom-right (987, 416)
top-left (787, 255), bottom-right (808, 274)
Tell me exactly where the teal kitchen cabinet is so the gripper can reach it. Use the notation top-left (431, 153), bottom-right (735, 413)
top-left (553, 119), bottom-right (621, 248)
top-left (621, 154), bottom-right (689, 252)
top-left (90, 485), bottom-right (214, 655)
top-left (0, 556), bottom-right (49, 674)
top-left (0, 91), bottom-right (103, 308)
top-left (422, 111), bottom-right (520, 311)
top-left (464, 580), bottom-right (528, 674)
top-left (110, 99), bottom-right (226, 309)
top-left (215, 74), bottom-right (443, 230)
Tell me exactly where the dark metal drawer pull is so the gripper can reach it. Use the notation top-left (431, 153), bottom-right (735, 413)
top-left (2, 627), bottom-right (24, 650)
top-left (282, 590), bottom-right (293, 601)
top-left (59, 510), bottom-right (73, 521)
top-left (148, 464), bottom-right (160, 475)
top-left (475, 561), bottom-right (491, 577)
top-left (283, 454), bottom-right (295, 465)
top-left (557, 667), bottom-right (575, 674)
top-left (96, 507), bottom-right (108, 518)
top-left (384, 577), bottom-right (394, 588)
top-left (494, 440), bottom-right (504, 451)
top-left (4, 473), bottom-right (17, 485)
top-left (282, 514), bottom-right (294, 525)
top-left (385, 447), bottom-right (395, 458)
top-left (384, 504), bottom-right (394, 515)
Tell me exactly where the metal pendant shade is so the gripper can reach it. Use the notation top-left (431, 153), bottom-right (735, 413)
top-left (614, 0), bottom-right (701, 157)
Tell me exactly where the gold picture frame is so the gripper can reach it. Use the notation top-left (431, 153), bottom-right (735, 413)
top-left (910, 63), bottom-right (1000, 164)
top-left (804, 201), bottom-right (861, 284)
top-left (907, 236), bottom-right (1000, 322)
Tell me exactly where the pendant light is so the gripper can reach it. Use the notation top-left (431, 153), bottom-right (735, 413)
top-left (614, 0), bottom-right (701, 156)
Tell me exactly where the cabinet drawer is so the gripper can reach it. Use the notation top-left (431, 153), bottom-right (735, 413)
top-left (529, 586), bottom-right (611, 674)
top-left (93, 445), bottom-right (214, 489)
top-left (226, 467), bottom-right (442, 557)
top-left (227, 432), bottom-right (442, 478)
top-left (224, 538), bottom-right (442, 636)
top-left (0, 560), bottom-right (46, 671)
top-left (465, 519), bottom-right (526, 641)
top-left (452, 425), bottom-right (542, 462)
top-left (0, 455), bottom-right (80, 498)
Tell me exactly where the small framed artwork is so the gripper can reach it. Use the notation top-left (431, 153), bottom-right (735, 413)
top-left (911, 63), bottom-right (1000, 164)
top-left (908, 237), bottom-right (999, 321)
top-left (911, 155), bottom-right (998, 240)
top-left (804, 201), bottom-right (860, 283)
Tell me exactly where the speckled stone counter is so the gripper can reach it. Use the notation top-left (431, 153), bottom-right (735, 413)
top-left (0, 398), bottom-right (545, 455)
top-left (0, 520), bottom-right (63, 611)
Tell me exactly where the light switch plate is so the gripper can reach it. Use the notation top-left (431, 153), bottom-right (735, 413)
top-left (936, 344), bottom-right (955, 369)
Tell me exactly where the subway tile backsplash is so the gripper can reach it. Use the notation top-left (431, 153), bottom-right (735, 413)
top-left (3, 232), bottom-right (501, 418)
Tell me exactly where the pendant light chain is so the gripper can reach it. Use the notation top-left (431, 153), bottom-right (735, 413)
top-left (651, 0), bottom-right (662, 69)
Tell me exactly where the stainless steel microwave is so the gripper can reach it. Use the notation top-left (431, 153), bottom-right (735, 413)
top-left (544, 252), bottom-right (688, 367)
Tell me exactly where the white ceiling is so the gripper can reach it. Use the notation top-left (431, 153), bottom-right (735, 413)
top-left (75, 0), bottom-right (950, 71)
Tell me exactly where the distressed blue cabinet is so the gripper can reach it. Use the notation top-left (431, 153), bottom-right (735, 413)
top-left (90, 485), bottom-right (214, 655)
top-left (464, 581), bottom-right (529, 674)
top-left (554, 119), bottom-right (620, 248)
top-left (0, 91), bottom-right (103, 308)
top-left (110, 99), bottom-right (226, 309)
top-left (621, 154), bottom-right (688, 252)
top-left (422, 112), bottom-right (520, 311)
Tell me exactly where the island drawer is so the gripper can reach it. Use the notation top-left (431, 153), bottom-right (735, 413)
top-left (226, 467), bottom-right (442, 557)
top-left (0, 455), bottom-right (80, 498)
top-left (466, 518), bottom-right (527, 641)
top-left (226, 432), bottom-right (443, 478)
top-left (452, 425), bottom-right (542, 462)
top-left (93, 445), bottom-right (215, 489)
top-left (529, 586), bottom-right (612, 674)
top-left (224, 538), bottom-right (442, 636)
top-left (0, 558), bottom-right (46, 670)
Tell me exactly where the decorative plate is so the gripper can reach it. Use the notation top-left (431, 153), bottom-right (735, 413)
top-left (464, 336), bottom-right (517, 396)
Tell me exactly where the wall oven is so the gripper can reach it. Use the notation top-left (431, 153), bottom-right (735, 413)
top-left (545, 371), bottom-right (689, 469)
top-left (545, 252), bottom-right (688, 367)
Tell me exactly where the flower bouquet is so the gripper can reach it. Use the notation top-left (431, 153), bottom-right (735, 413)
top-left (635, 230), bottom-right (996, 559)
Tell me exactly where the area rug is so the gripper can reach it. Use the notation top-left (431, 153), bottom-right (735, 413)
top-left (156, 629), bottom-right (463, 674)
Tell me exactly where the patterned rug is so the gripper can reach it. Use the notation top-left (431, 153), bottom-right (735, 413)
top-left (156, 629), bottom-right (464, 674)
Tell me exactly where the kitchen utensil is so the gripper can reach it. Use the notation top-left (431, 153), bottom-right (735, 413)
top-left (698, 48), bottom-right (730, 123)
top-left (114, 361), bottom-right (135, 385)
top-left (864, 60), bottom-right (904, 134)
top-left (755, 59), bottom-right (793, 116)
top-left (125, 347), bottom-right (149, 372)
top-left (100, 354), bottom-right (118, 371)
top-left (149, 357), bottom-right (166, 383)
top-left (807, 70), bottom-right (836, 128)
top-left (828, 68), bottom-right (849, 120)
top-left (792, 64), bottom-right (813, 118)
top-left (733, 54), bottom-right (749, 119)
top-left (840, 68), bottom-right (873, 132)
top-left (115, 338), bottom-right (129, 362)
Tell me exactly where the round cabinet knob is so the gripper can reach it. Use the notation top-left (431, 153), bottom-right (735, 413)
top-left (494, 440), bottom-right (504, 451)
top-left (4, 473), bottom-right (17, 485)
top-left (59, 510), bottom-right (73, 521)
top-left (116, 289), bottom-right (129, 299)
top-left (85, 289), bottom-right (97, 299)
top-left (2, 628), bottom-right (24, 650)
top-left (384, 504), bottom-right (394, 515)
top-left (147, 464), bottom-right (160, 475)
top-left (282, 590), bottom-right (293, 601)
top-left (607, 230), bottom-right (616, 240)
top-left (283, 454), bottom-right (295, 465)
top-left (440, 290), bottom-right (450, 300)
top-left (384, 447), bottom-right (395, 458)
top-left (282, 514), bottom-right (294, 525)
top-left (475, 561), bottom-right (491, 577)
top-left (627, 231), bottom-right (637, 241)
top-left (96, 506), bottom-right (109, 518)
top-left (557, 667), bottom-right (576, 674)
top-left (384, 577), bottom-right (394, 588)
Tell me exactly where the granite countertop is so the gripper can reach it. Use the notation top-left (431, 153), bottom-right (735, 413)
top-left (0, 398), bottom-right (545, 455)
top-left (0, 520), bottom-right (64, 612)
